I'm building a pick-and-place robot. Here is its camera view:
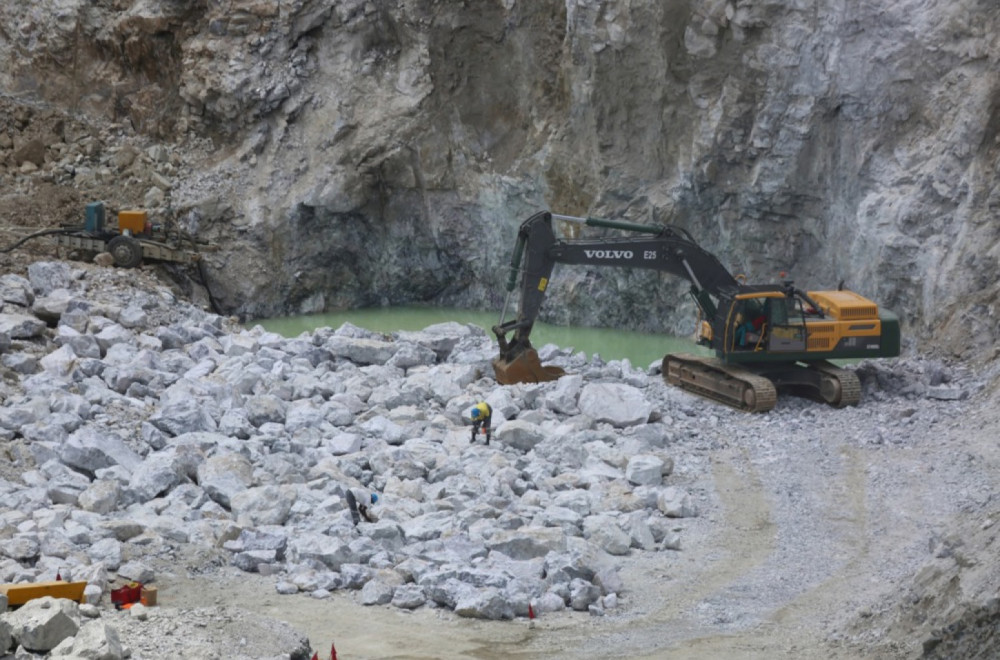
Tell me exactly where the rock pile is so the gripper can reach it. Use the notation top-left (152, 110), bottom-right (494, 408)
top-left (0, 259), bottom-right (698, 644)
top-left (1, 596), bottom-right (121, 659)
top-left (0, 594), bottom-right (312, 659)
top-left (0, 260), bottom-right (989, 657)
top-left (0, 98), bottom-right (210, 225)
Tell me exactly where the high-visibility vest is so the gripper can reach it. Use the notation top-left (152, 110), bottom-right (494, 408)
top-left (470, 402), bottom-right (491, 421)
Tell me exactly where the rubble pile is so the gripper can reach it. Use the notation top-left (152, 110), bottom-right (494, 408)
top-left (0, 261), bottom-right (696, 627)
top-left (0, 105), bottom-right (188, 212)
top-left (0, 594), bottom-right (312, 659)
top-left (0, 260), bottom-right (988, 657)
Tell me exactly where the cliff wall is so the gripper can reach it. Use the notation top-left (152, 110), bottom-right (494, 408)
top-left (2, 0), bottom-right (999, 358)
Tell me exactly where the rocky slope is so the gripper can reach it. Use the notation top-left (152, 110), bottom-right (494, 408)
top-left (0, 261), bottom-right (998, 659)
top-left (3, 0), bottom-right (1000, 357)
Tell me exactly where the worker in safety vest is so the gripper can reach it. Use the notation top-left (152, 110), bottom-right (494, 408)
top-left (468, 401), bottom-right (492, 445)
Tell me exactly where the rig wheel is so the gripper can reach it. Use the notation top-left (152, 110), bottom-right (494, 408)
top-left (107, 235), bottom-right (143, 268)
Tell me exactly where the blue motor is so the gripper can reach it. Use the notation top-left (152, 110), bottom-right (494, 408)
top-left (85, 202), bottom-right (105, 234)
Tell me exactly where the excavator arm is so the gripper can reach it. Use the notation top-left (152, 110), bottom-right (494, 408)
top-left (492, 211), bottom-right (740, 384)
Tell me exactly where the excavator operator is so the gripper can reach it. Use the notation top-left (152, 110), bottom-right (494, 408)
top-left (736, 302), bottom-right (767, 349)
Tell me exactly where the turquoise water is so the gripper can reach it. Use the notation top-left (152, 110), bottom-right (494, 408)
top-left (252, 307), bottom-right (709, 369)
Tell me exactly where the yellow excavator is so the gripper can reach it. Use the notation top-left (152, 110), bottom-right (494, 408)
top-left (492, 211), bottom-right (901, 412)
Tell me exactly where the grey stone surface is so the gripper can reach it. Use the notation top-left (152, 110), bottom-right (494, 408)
top-left (6, 596), bottom-right (80, 652)
top-left (59, 428), bottom-right (142, 476)
top-left (625, 454), bottom-right (665, 486)
top-left (657, 487), bottom-right (698, 519)
top-left (55, 619), bottom-right (124, 660)
top-left (578, 383), bottom-right (653, 428)
top-left (197, 452), bottom-right (253, 509)
top-left (27, 262), bottom-right (73, 296)
top-left (389, 584), bottom-right (425, 610)
top-left (0, 274), bottom-right (33, 307)
top-left (495, 419), bottom-right (546, 453)
top-left (0, 312), bottom-right (47, 340)
top-left (360, 579), bottom-right (395, 606)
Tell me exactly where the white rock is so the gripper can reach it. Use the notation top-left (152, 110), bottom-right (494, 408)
top-left (494, 419), bottom-right (546, 452)
top-left (359, 579), bottom-right (395, 605)
top-left (543, 374), bottom-right (583, 415)
top-left (197, 452), bottom-right (253, 508)
top-left (27, 261), bottom-right (73, 296)
top-left (231, 485), bottom-right (297, 526)
top-left (485, 527), bottom-right (567, 560)
top-left (625, 454), bottom-right (665, 486)
top-left (6, 596), bottom-right (80, 652)
top-left (577, 382), bottom-right (652, 427)
top-left (582, 516), bottom-right (631, 555)
top-left (60, 619), bottom-right (123, 658)
top-left (657, 487), bottom-right (698, 518)
top-left (390, 584), bottom-right (426, 609)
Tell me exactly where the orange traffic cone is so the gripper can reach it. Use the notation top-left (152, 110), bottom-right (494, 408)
top-left (310, 654), bottom-right (318, 660)
top-left (528, 602), bottom-right (535, 620)
top-left (331, 642), bottom-right (338, 660)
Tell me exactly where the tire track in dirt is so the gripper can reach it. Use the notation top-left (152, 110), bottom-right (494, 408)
top-left (662, 445), bottom-right (874, 660)
top-left (769, 447), bottom-right (870, 625)
top-left (486, 446), bottom-right (779, 659)
top-left (165, 439), bottom-right (876, 660)
top-left (509, 439), bottom-right (875, 660)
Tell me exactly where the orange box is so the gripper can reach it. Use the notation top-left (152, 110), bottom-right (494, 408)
top-left (118, 210), bottom-right (148, 235)
top-left (140, 585), bottom-right (157, 606)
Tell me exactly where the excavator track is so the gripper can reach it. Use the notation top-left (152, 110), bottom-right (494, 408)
top-left (663, 353), bottom-right (778, 413)
top-left (810, 360), bottom-right (862, 407)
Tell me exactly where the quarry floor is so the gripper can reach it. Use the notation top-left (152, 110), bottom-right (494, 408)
top-left (132, 378), bottom-right (999, 660)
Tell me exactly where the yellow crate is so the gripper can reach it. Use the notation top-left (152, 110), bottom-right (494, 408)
top-left (0, 580), bottom-right (87, 606)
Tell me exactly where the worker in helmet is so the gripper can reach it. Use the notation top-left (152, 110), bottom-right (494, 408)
top-left (468, 401), bottom-right (493, 445)
top-left (345, 490), bottom-right (379, 525)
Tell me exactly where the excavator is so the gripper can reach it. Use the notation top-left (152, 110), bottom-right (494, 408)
top-left (491, 211), bottom-right (900, 412)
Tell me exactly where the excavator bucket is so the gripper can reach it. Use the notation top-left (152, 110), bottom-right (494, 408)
top-left (493, 348), bottom-right (565, 385)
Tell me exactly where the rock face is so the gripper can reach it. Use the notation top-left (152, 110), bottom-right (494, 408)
top-left (1, 1), bottom-right (999, 357)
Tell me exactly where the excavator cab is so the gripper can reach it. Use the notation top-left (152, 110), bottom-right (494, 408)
top-left (720, 288), bottom-right (827, 356)
top-left (716, 290), bottom-right (779, 354)
top-left (736, 298), bottom-right (768, 350)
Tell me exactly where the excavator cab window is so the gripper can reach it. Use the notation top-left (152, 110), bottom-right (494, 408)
top-left (764, 297), bottom-right (785, 325)
top-left (766, 295), bottom-right (807, 352)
